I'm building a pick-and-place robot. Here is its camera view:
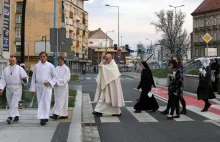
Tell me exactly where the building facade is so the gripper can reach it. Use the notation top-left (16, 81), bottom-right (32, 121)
top-left (0, 0), bottom-right (10, 75)
top-left (88, 28), bottom-right (114, 48)
top-left (10, 0), bottom-right (89, 70)
top-left (191, 0), bottom-right (220, 58)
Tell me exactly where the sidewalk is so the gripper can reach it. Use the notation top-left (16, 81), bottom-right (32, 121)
top-left (0, 85), bottom-right (83, 142)
top-left (121, 72), bottom-right (220, 104)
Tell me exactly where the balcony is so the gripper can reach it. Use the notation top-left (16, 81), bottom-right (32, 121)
top-left (70, 25), bottom-right (74, 32)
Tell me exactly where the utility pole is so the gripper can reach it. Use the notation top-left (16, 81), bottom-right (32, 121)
top-left (21, 0), bottom-right (27, 64)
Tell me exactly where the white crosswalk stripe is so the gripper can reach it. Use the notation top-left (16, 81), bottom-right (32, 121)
top-left (126, 107), bottom-right (158, 122)
top-left (97, 105), bottom-right (220, 123)
top-left (187, 106), bottom-right (220, 120)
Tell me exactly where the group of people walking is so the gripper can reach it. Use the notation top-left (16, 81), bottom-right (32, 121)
top-left (0, 51), bottom-right (71, 125)
top-left (92, 55), bottom-right (217, 119)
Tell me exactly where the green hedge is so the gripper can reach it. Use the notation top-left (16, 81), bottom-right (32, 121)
top-left (71, 74), bottom-right (79, 81)
top-left (152, 69), bottom-right (171, 78)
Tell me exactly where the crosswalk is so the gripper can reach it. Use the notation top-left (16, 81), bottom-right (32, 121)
top-left (82, 77), bottom-right (135, 81)
top-left (97, 105), bottom-right (220, 123)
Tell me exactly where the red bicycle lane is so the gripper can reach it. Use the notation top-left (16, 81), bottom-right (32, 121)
top-left (151, 87), bottom-right (220, 115)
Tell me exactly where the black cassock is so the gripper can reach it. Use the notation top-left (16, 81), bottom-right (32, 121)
top-left (134, 63), bottom-right (159, 111)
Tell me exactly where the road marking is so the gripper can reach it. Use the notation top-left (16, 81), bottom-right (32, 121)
top-left (124, 101), bottom-right (133, 103)
top-left (211, 105), bottom-right (220, 109)
top-left (100, 116), bottom-right (120, 123)
top-left (86, 77), bottom-right (91, 80)
top-left (187, 106), bottom-right (220, 120)
top-left (126, 78), bottom-right (133, 80)
top-left (126, 107), bottom-right (158, 122)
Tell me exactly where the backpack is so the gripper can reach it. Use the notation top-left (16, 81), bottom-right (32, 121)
top-left (211, 70), bottom-right (215, 82)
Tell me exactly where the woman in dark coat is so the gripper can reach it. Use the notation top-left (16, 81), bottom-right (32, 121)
top-left (197, 58), bottom-right (216, 112)
top-left (134, 61), bottom-right (159, 113)
top-left (167, 59), bottom-right (183, 119)
top-left (211, 58), bottom-right (219, 92)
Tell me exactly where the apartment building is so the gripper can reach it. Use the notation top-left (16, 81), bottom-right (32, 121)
top-left (0, 0), bottom-right (10, 75)
top-left (191, 0), bottom-right (220, 58)
top-left (10, 0), bottom-right (89, 69)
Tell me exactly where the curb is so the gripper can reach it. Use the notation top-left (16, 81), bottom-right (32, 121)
top-left (121, 73), bottom-right (140, 79)
top-left (67, 85), bottom-right (83, 142)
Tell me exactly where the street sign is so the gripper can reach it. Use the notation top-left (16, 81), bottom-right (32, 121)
top-left (117, 54), bottom-right (122, 60)
top-left (146, 49), bottom-right (152, 54)
top-left (117, 48), bottom-right (122, 54)
top-left (203, 33), bottom-right (212, 43)
top-left (130, 50), bottom-right (134, 53)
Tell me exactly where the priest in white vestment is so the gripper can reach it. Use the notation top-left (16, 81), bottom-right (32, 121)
top-left (93, 54), bottom-right (125, 117)
top-left (30, 51), bottom-right (58, 125)
top-left (50, 56), bottom-right (71, 120)
top-left (0, 57), bottom-right (28, 124)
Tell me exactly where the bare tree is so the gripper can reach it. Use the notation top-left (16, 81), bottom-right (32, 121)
top-left (151, 10), bottom-right (190, 60)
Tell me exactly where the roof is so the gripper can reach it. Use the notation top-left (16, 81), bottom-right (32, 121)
top-left (88, 29), bottom-right (99, 38)
top-left (192, 0), bottom-right (220, 15)
top-left (88, 28), bottom-right (113, 40)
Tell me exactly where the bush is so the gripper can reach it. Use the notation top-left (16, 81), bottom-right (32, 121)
top-left (151, 69), bottom-right (171, 78)
top-left (71, 74), bottom-right (79, 81)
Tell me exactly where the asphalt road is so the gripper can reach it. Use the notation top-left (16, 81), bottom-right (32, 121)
top-left (71, 73), bottom-right (220, 142)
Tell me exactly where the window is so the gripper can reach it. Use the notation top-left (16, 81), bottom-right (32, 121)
top-left (16, 15), bottom-right (22, 23)
top-left (195, 36), bottom-right (198, 42)
top-left (214, 34), bottom-right (217, 41)
top-left (16, 29), bottom-right (21, 37)
top-left (206, 20), bottom-right (210, 26)
top-left (214, 19), bottom-right (217, 25)
top-left (195, 21), bottom-right (198, 28)
top-left (16, 42), bottom-right (21, 52)
top-left (16, 2), bottom-right (23, 13)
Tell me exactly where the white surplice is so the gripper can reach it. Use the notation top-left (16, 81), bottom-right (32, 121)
top-left (30, 61), bottom-right (58, 119)
top-left (50, 64), bottom-right (70, 117)
top-left (0, 65), bottom-right (27, 117)
top-left (94, 60), bottom-right (125, 115)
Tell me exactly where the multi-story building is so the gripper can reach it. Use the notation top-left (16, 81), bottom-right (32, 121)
top-left (191, 0), bottom-right (220, 58)
top-left (10, 0), bottom-right (89, 70)
top-left (0, 0), bottom-right (10, 75)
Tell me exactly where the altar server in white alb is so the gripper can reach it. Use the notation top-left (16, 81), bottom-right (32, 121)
top-left (50, 56), bottom-right (71, 120)
top-left (0, 56), bottom-right (28, 124)
top-left (93, 54), bottom-right (125, 117)
top-left (30, 51), bottom-right (58, 126)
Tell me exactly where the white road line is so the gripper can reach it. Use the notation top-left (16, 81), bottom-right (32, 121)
top-left (86, 77), bottom-right (91, 80)
top-left (126, 107), bottom-right (158, 122)
top-left (211, 105), bottom-right (220, 109)
top-left (187, 106), bottom-right (220, 120)
top-left (124, 101), bottom-right (133, 103)
top-left (126, 78), bottom-right (133, 80)
top-left (100, 116), bottom-right (120, 123)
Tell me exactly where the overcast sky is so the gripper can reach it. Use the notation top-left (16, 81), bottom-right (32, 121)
top-left (84, 0), bottom-right (203, 49)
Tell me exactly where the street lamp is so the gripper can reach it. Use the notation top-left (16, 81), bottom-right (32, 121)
top-left (25, 42), bottom-right (30, 77)
top-left (105, 4), bottom-right (119, 49)
top-left (169, 5), bottom-right (185, 17)
top-left (106, 30), bottom-right (115, 48)
top-left (41, 35), bottom-right (47, 52)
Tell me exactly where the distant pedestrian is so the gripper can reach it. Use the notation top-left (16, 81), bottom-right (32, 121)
top-left (133, 60), bottom-right (159, 113)
top-left (167, 59), bottom-right (183, 119)
top-left (197, 58), bottom-right (216, 112)
top-left (50, 56), bottom-right (71, 120)
top-left (0, 56), bottom-right (28, 124)
top-left (30, 51), bottom-right (58, 125)
top-left (211, 58), bottom-right (219, 92)
top-left (93, 66), bottom-right (96, 74)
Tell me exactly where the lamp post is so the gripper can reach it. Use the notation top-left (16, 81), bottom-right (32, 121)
top-left (41, 35), bottom-right (47, 52)
top-left (25, 42), bottom-right (30, 76)
top-left (106, 30), bottom-right (115, 48)
top-left (169, 5), bottom-right (184, 18)
top-left (145, 38), bottom-right (152, 48)
top-left (105, 4), bottom-right (119, 48)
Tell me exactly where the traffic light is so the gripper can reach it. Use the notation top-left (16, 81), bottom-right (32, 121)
top-left (125, 44), bottom-right (129, 50)
top-left (114, 44), bottom-right (117, 50)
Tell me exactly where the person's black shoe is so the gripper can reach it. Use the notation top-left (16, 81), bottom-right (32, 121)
top-left (50, 114), bottom-right (58, 120)
top-left (7, 117), bottom-right (12, 124)
top-left (59, 116), bottom-right (68, 119)
top-left (92, 111), bottom-right (102, 117)
top-left (40, 119), bottom-right (46, 125)
top-left (180, 109), bottom-right (187, 114)
top-left (160, 110), bottom-right (169, 115)
top-left (44, 119), bottom-right (48, 122)
top-left (112, 113), bottom-right (121, 116)
top-left (207, 103), bottom-right (211, 110)
top-left (134, 110), bottom-right (141, 113)
top-left (13, 116), bottom-right (19, 122)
